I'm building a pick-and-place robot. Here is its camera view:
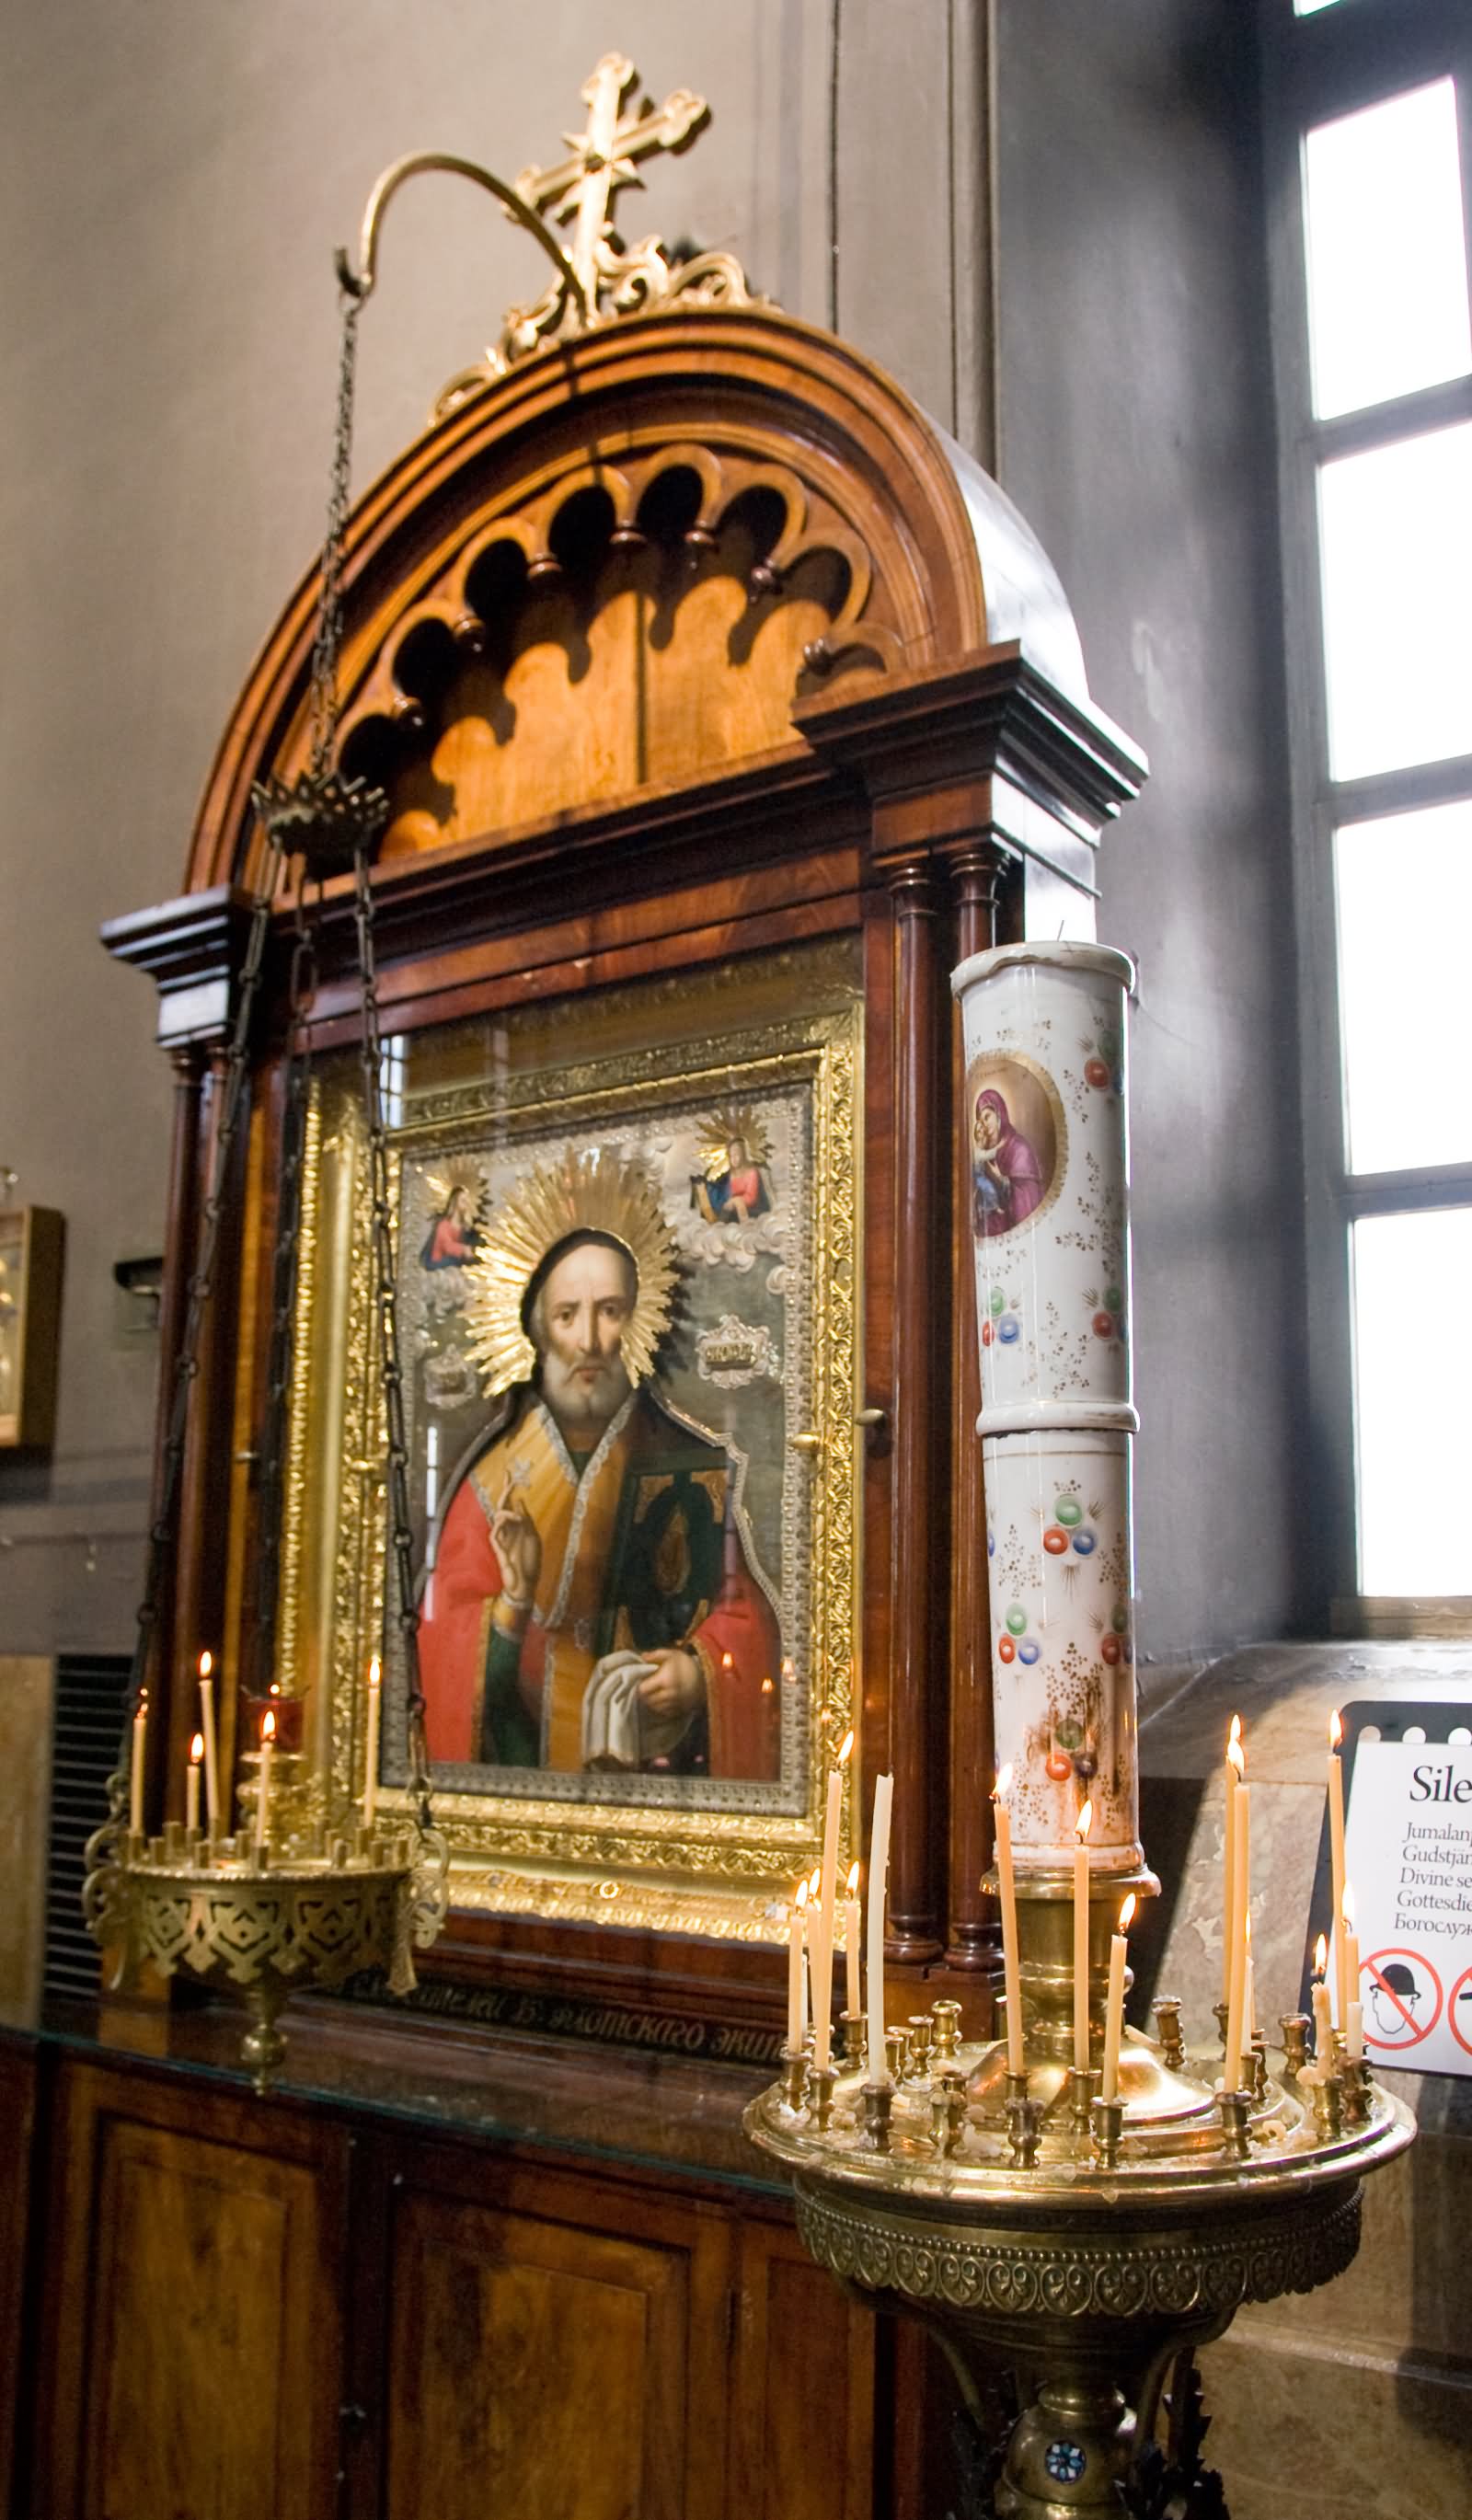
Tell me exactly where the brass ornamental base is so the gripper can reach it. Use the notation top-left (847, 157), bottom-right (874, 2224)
top-left (84, 1766), bottom-right (449, 2091)
top-left (747, 1870), bottom-right (1414, 2517)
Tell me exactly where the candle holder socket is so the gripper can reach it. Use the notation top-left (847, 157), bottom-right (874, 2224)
top-left (860, 2081), bottom-right (894, 2154)
top-left (931, 1998), bottom-right (961, 2062)
top-left (1339, 2055), bottom-right (1373, 2129)
top-left (1006, 2092), bottom-right (1044, 2169)
top-left (930, 2074), bottom-right (966, 2158)
top-left (884, 2028), bottom-right (908, 2083)
top-left (1092, 2095), bottom-right (1125, 2170)
top-left (809, 2064), bottom-right (837, 2132)
top-left (907, 2015), bottom-right (935, 2068)
top-left (1311, 2070), bottom-right (1344, 2141)
top-left (837, 2009), bottom-right (864, 2069)
top-left (1279, 2013), bottom-right (1311, 2077)
top-left (1069, 2065), bottom-right (1101, 2135)
top-left (1217, 2090), bottom-right (1252, 2162)
top-left (779, 2047), bottom-right (810, 2114)
top-left (1213, 1998), bottom-right (1231, 2053)
top-left (1003, 2067), bottom-right (1030, 2109)
top-left (1152, 1995), bottom-right (1185, 2071)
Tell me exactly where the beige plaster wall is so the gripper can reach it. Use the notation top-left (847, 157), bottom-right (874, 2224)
top-left (0, 0), bottom-right (981, 1652)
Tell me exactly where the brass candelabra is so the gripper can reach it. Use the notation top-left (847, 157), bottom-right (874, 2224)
top-left (84, 1743), bottom-right (448, 2089)
top-left (746, 1868), bottom-right (1414, 2520)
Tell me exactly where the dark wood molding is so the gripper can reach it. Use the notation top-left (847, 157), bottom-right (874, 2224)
top-left (882, 858), bottom-right (946, 1962)
top-left (100, 886), bottom-right (258, 1050)
top-left (798, 643), bottom-right (1147, 860)
top-left (944, 844), bottom-right (1006, 1973)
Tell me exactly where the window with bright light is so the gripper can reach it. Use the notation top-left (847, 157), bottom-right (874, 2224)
top-left (1271, 1), bottom-right (1472, 1611)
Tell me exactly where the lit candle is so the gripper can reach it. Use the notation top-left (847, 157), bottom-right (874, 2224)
top-left (1242, 1915), bottom-right (1256, 2063)
top-left (1101, 1892), bottom-right (1137, 2103)
top-left (130, 1694), bottom-right (148, 1837)
top-left (1073, 1800), bottom-right (1094, 2075)
top-left (362, 1654), bottom-right (382, 1830)
top-left (811, 1738), bottom-right (850, 2073)
top-left (255, 1709), bottom-right (275, 1851)
top-left (1311, 1932), bottom-right (1332, 2061)
top-left (186, 1732), bottom-right (203, 1836)
top-left (1328, 1709), bottom-right (1348, 2026)
top-left (786, 1879), bottom-right (809, 2052)
top-left (844, 1859), bottom-right (861, 2020)
top-left (992, 1766), bottom-right (1024, 2076)
top-left (1341, 1885), bottom-right (1360, 2033)
top-left (1222, 1715), bottom-right (1243, 2005)
top-left (1224, 1748), bottom-right (1251, 2086)
top-left (197, 1651), bottom-right (220, 1830)
top-left (867, 1773), bottom-right (894, 2083)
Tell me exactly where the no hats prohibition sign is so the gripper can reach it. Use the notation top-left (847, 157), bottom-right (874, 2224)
top-left (1362, 1948), bottom-right (1442, 2052)
top-left (1449, 1963), bottom-right (1472, 2062)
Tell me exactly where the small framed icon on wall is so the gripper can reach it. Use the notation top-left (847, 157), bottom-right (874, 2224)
top-left (0, 1206), bottom-right (64, 1451)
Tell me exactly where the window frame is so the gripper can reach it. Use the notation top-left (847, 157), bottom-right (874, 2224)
top-left (1261, 0), bottom-right (1472, 1623)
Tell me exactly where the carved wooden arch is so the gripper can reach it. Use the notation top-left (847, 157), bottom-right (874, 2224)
top-left (186, 305), bottom-right (999, 892)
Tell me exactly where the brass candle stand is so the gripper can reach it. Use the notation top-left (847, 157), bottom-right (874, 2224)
top-left (747, 1869), bottom-right (1415, 2519)
top-left (84, 1746), bottom-right (449, 2090)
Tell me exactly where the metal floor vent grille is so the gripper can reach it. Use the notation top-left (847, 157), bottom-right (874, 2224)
top-left (43, 1653), bottom-right (128, 1998)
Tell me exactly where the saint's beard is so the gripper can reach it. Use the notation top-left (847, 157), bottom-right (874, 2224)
top-left (540, 1349), bottom-right (633, 1435)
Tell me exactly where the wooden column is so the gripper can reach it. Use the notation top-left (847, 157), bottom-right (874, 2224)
top-left (884, 861), bottom-right (945, 1961)
top-left (167, 1050), bottom-right (250, 1803)
top-left (944, 844), bottom-right (1006, 1970)
top-left (140, 1049), bottom-right (204, 1824)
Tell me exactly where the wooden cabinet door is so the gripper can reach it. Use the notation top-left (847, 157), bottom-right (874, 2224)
top-left (36, 2057), bottom-right (351, 2520)
top-left (0, 2038), bottom-right (40, 2517)
top-left (732, 2217), bottom-right (876, 2520)
top-left (382, 2146), bottom-right (733, 2520)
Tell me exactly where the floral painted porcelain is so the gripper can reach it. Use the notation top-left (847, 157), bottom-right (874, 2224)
top-left (952, 943), bottom-right (1141, 1870)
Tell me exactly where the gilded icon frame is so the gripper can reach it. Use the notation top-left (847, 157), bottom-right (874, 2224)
top-left (276, 940), bottom-right (863, 1939)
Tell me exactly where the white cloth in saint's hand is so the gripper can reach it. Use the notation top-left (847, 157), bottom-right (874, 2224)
top-left (581, 1650), bottom-right (689, 1770)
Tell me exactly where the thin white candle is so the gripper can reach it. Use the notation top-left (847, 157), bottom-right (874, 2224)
top-left (1328, 1709), bottom-right (1348, 2026)
top-left (130, 1697), bottom-right (147, 1838)
top-left (1224, 1768), bottom-right (1250, 2085)
top-left (811, 1734), bottom-right (851, 2074)
top-left (866, 1773), bottom-right (893, 2083)
top-left (1311, 1933), bottom-right (1332, 2061)
top-left (362, 1654), bottom-right (382, 1830)
top-left (1341, 1885), bottom-right (1360, 2030)
top-left (844, 1860), bottom-right (861, 2019)
top-left (1346, 1999), bottom-right (1363, 2060)
top-left (186, 1732), bottom-right (203, 1837)
top-left (197, 1651), bottom-right (220, 1830)
top-left (786, 1881), bottom-right (809, 2051)
top-left (1222, 1716), bottom-right (1243, 2005)
top-left (992, 1766), bottom-right (1024, 2076)
top-left (1073, 1800), bottom-right (1093, 2075)
top-left (255, 1709), bottom-right (275, 1851)
top-left (1243, 1922), bottom-right (1256, 2065)
top-left (1101, 1892), bottom-right (1136, 2103)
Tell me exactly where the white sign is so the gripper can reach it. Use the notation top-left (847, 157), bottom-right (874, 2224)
top-left (1340, 1736), bottom-right (1472, 2077)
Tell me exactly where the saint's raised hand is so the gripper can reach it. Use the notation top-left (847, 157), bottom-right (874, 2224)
top-left (489, 1480), bottom-right (541, 1602)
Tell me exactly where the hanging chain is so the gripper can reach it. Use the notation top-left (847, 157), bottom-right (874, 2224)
top-left (121, 836), bottom-right (286, 1779)
top-left (308, 293), bottom-right (362, 780)
top-left (250, 879), bottom-right (320, 1685)
top-left (351, 846), bottom-right (433, 1834)
top-left (121, 282), bottom-right (415, 1842)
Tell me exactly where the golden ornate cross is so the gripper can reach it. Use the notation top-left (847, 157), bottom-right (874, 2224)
top-left (514, 52), bottom-right (709, 315)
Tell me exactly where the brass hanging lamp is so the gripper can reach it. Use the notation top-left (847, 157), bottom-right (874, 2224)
top-left (80, 146), bottom-right (602, 2086)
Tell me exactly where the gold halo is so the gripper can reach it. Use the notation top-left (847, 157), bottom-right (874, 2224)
top-left (464, 1148), bottom-right (679, 1396)
top-left (697, 1105), bottom-right (772, 1176)
top-left (423, 1164), bottom-right (485, 1211)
